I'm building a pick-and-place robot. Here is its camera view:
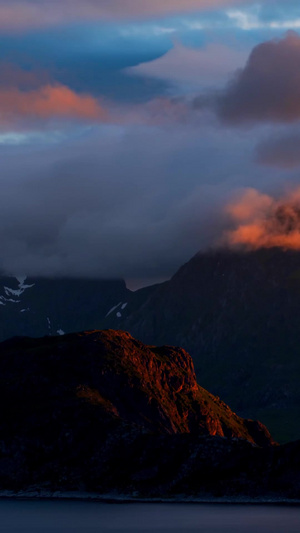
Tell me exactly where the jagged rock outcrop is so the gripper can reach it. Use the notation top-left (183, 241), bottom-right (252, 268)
top-left (0, 329), bottom-right (279, 496)
top-left (0, 330), bottom-right (272, 444)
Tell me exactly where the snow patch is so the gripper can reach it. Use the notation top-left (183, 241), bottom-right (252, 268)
top-left (106, 302), bottom-right (122, 317)
top-left (121, 303), bottom-right (128, 310)
top-left (16, 276), bottom-right (35, 293)
top-left (20, 308), bottom-right (30, 313)
top-left (57, 329), bottom-right (65, 336)
top-left (1, 294), bottom-right (20, 303)
top-left (5, 287), bottom-right (23, 298)
top-left (16, 275), bottom-right (27, 286)
top-left (2, 276), bottom-right (35, 303)
top-left (116, 312), bottom-right (122, 318)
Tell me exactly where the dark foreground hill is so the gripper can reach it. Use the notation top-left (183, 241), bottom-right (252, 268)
top-left (1, 329), bottom-right (300, 500)
top-left (102, 249), bottom-right (300, 443)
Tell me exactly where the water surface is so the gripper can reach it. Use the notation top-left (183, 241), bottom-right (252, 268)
top-left (0, 500), bottom-right (299, 532)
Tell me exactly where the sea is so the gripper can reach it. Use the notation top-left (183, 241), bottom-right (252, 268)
top-left (0, 500), bottom-right (300, 532)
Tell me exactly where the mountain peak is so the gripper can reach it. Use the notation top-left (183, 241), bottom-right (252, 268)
top-left (102, 247), bottom-right (300, 443)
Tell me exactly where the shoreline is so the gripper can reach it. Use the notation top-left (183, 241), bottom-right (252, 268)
top-left (0, 491), bottom-right (299, 506)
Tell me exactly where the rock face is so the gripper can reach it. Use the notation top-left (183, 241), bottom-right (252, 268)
top-left (102, 249), bottom-right (300, 443)
top-left (0, 330), bottom-right (279, 496)
top-left (0, 330), bottom-right (272, 443)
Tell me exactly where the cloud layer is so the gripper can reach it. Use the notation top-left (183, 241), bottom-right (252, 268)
top-left (0, 84), bottom-right (107, 125)
top-left (256, 131), bottom-right (300, 169)
top-left (217, 31), bottom-right (300, 124)
top-left (0, 118), bottom-right (256, 285)
top-left (2, 2), bottom-right (300, 288)
top-left (0, 0), bottom-right (249, 30)
top-left (224, 188), bottom-right (300, 250)
top-left (129, 42), bottom-right (247, 90)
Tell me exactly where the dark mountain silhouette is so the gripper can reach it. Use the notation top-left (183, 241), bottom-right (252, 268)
top-left (102, 248), bottom-right (300, 443)
top-left (0, 329), bottom-right (284, 497)
top-left (2, 329), bottom-right (300, 500)
top-left (0, 276), bottom-right (133, 341)
top-left (3, 248), bottom-right (300, 444)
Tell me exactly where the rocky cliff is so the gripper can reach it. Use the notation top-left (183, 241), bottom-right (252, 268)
top-left (0, 329), bottom-right (281, 497)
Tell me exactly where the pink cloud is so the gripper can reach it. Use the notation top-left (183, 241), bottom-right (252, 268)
top-left (0, 84), bottom-right (107, 123)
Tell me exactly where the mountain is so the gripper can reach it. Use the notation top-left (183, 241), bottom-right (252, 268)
top-left (102, 248), bottom-right (300, 443)
top-left (0, 275), bottom-right (141, 342)
top-left (2, 329), bottom-right (296, 500)
top-left (3, 249), bottom-right (300, 444)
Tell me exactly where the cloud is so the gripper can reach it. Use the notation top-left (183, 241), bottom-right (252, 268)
top-left (224, 187), bottom-right (300, 250)
top-left (0, 116), bottom-right (258, 285)
top-left (216, 31), bottom-right (300, 124)
top-left (0, 27), bottom-right (172, 104)
top-left (256, 131), bottom-right (300, 169)
top-left (0, 1), bottom-right (251, 30)
top-left (226, 8), bottom-right (300, 31)
top-left (0, 84), bottom-right (107, 125)
top-left (128, 41), bottom-right (247, 89)
top-left (0, 63), bottom-right (50, 91)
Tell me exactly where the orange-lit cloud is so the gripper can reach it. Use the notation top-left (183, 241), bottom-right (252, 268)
top-left (0, 84), bottom-right (107, 123)
top-left (224, 188), bottom-right (300, 250)
top-left (0, 1), bottom-right (250, 30)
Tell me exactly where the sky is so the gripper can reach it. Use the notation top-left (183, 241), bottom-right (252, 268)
top-left (2, 1), bottom-right (300, 288)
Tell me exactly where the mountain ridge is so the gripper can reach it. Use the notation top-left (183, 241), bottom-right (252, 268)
top-left (102, 248), bottom-right (300, 443)
top-left (2, 248), bottom-right (300, 443)
top-left (0, 329), bottom-right (273, 445)
top-left (0, 276), bottom-right (134, 341)
top-left (2, 329), bottom-right (300, 500)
